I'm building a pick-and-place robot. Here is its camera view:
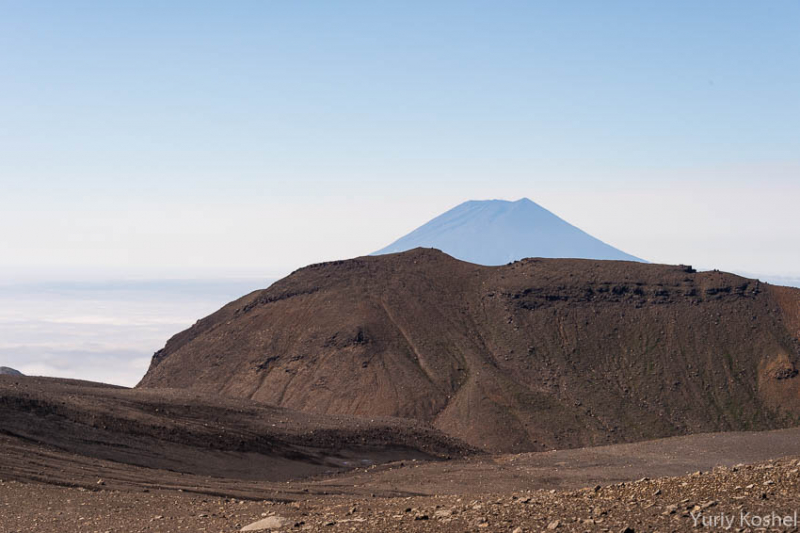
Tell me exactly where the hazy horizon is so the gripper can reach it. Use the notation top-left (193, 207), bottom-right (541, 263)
top-left (1, 190), bottom-right (799, 281)
top-left (0, 278), bottom-right (272, 386)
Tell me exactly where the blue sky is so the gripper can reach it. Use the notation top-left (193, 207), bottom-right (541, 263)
top-left (1, 1), bottom-right (798, 278)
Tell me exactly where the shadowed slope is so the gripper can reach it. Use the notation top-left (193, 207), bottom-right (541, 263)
top-left (0, 376), bottom-right (473, 485)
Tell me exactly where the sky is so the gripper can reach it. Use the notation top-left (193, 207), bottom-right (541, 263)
top-left (1, 1), bottom-right (799, 281)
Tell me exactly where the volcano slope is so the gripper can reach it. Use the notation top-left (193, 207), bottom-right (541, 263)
top-left (139, 249), bottom-right (800, 453)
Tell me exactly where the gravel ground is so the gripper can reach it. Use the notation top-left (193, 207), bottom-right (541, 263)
top-left (3, 456), bottom-right (800, 533)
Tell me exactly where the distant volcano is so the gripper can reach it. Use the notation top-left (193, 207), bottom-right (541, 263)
top-left (0, 367), bottom-right (23, 376)
top-left (373, 198), bottom-right (643, 265)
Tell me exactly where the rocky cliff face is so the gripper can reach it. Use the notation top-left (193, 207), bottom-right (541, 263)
top-left (139, 249), bottom-right (800, 452)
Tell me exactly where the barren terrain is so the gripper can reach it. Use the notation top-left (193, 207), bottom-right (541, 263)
top-left (4, 444), bottom-right (800, 532)
top-left (5, 376), bottom-right (800, 531)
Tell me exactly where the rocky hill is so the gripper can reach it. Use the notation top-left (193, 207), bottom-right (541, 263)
top-left (0, 367), bottom-right (23, 376)
top-left (139, 249), bottom-right (800, 452)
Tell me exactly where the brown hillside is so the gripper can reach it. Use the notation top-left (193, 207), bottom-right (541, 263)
top-left (0, 376), bottom-right (472, 486)
top-left (138, 249), bottom-right (800, 453)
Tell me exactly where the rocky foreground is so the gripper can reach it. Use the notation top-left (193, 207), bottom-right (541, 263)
top-left (3, 456), bottom-right (800, 533)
